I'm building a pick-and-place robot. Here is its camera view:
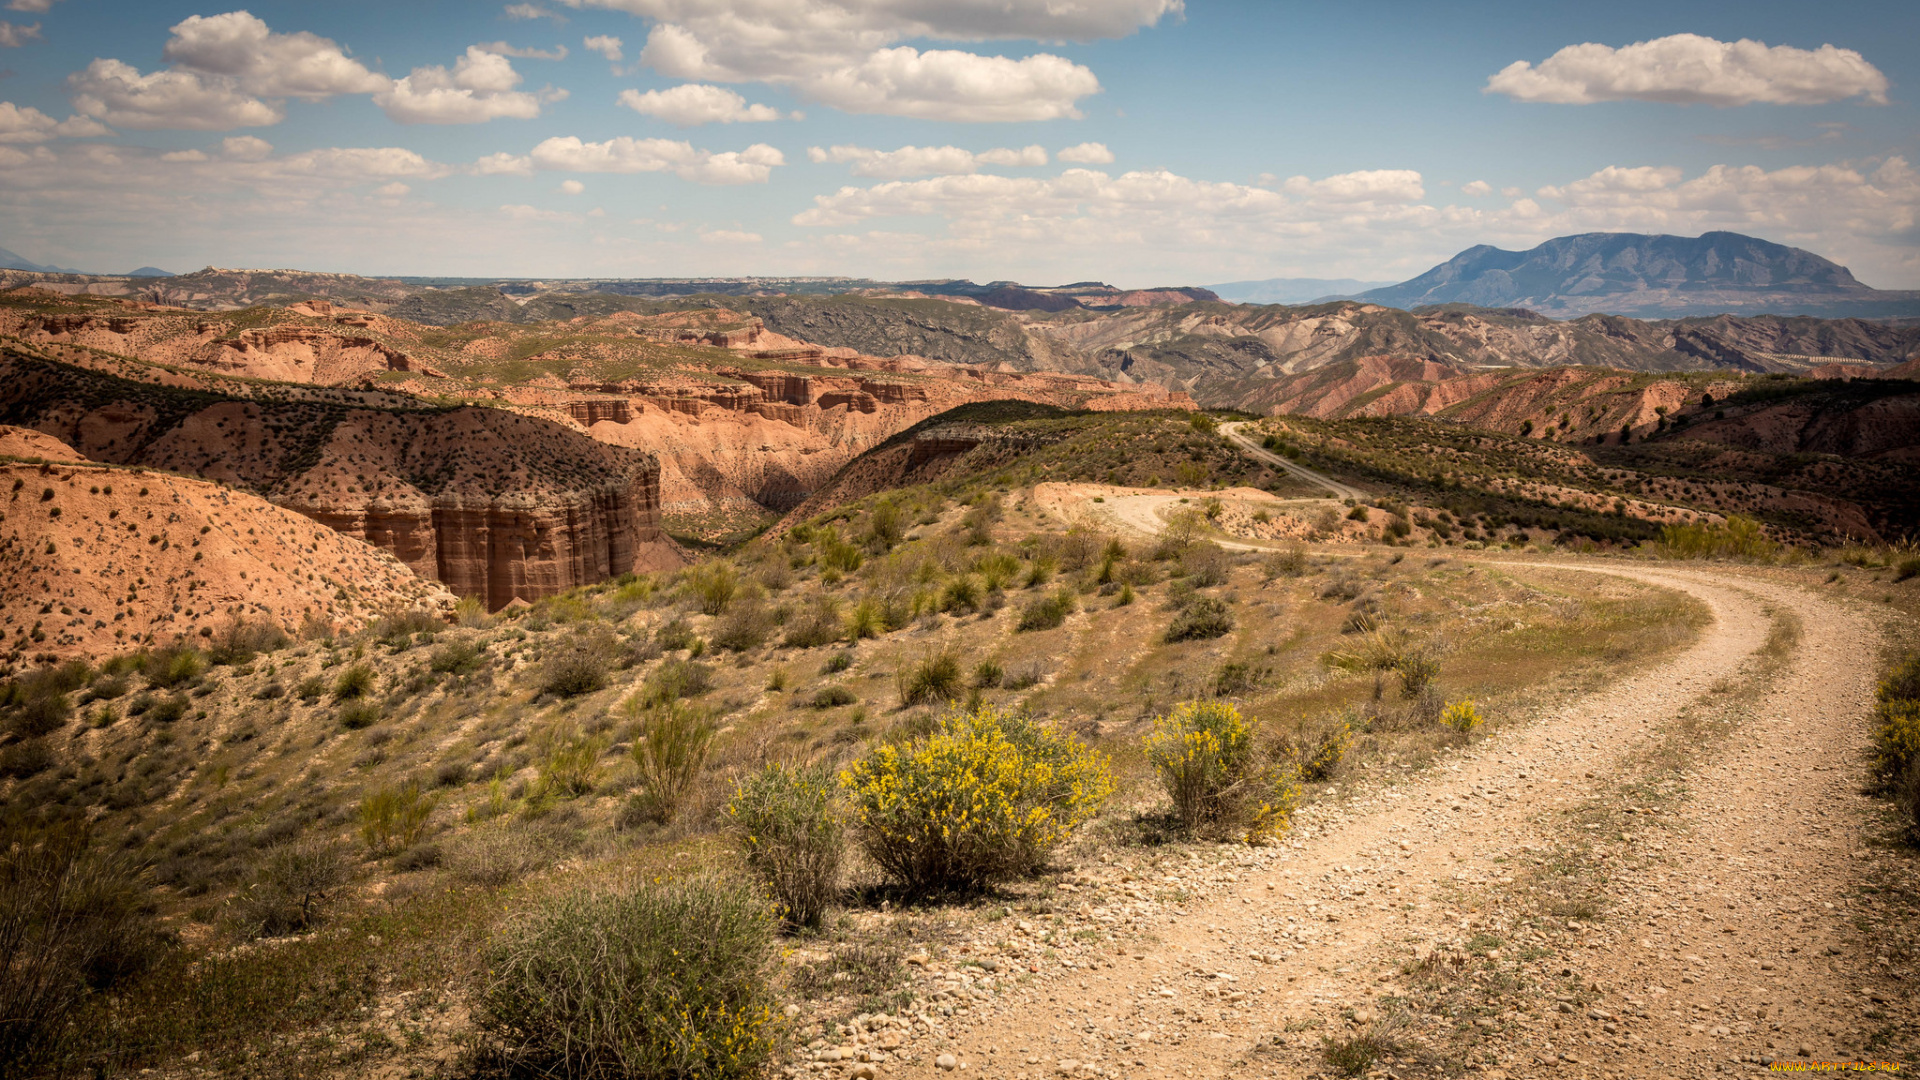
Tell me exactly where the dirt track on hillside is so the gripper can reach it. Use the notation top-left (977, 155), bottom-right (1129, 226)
top-left (864, 483), bottom-right (1898, 1077)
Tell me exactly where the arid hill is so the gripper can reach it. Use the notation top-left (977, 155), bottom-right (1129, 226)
top-left (1, 428), bottom-right (451, 661)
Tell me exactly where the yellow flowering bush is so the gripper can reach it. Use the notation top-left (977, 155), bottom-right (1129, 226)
top-left (1876, 654), bottom-right (1920, 780)
top-left (477, 873), bottom-right (778, 1080)
top-left (842, 704), bottom-right (1113, 891)
top-left (1145, 701), bottom-right (1300, 841)
top-left (1440, 699), bottom-right (1483, 733)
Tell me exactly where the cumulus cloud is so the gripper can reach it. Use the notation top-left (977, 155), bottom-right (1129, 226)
top-left (618, 83), bottom-right (782, 125)
top-left (504, 3), bottom-right (565, 21)
top-left (528, 134), bottom-right (784, 183)
top-left (0, 20), bottom-right (40, 47)
top-left (808, 143), bottom-right (1045, 178)
top-left (557, 178), bottom-right (584, 194)
top-left (376, 46), bottom-right (564, 124)
top-left (1460, 179), bottom-right (1492, 197)
top-left (476, 41), bottom-right (569, 60)
top-left (69, 59), bottom-right (283, 130)
top-left (221, 134), bottom-right (272, 160)
top-left (1486, 34), bottom-right (1889, 106)
top-left (162, 11), bottom-right (388, 99)
top-left (472, 150), bottom-right (534, 175)
top-left (559, 0), bottom-right (1172, 120)
top-left (1280, 169), bottom-right (1425, 203)
top-left (1057, 142), bottom-right (1114, 165)
top-left (0, 101), bottom-right (111, 142)
top-left (583, 34), bottom-right (624, 61)
top-left (6, 0), bottom-right (60, 12)
top-left (701, 228), bottom-right (761, 243)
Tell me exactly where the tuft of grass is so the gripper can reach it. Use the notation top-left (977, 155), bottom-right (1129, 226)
top-left (625, 699), bottom-right (716, 825)
top-left (338, 700), bottom-right (380, 730)
top-left (332, 663), bottom-right (376, 701)
top-left (358, 782), bottom-right (436, 854)
top-left (896, 647), bottom-right (962, 707)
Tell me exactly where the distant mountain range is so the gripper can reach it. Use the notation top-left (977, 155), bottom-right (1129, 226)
top-left (1206, 277), bottom-right (1394, 305)
top-left (1353, 231), bottom-right (1920, 319)
top-left (0, 245), bottom-right (173, 277)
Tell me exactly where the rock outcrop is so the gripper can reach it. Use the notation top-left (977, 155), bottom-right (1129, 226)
top-left (0, 352), bottom-right (680, 609)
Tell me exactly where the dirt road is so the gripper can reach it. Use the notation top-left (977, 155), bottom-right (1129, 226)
top-left (869, 496), bottom-right (1896, 1077)
top-left (1218, 422), bottom-right (1367, 502)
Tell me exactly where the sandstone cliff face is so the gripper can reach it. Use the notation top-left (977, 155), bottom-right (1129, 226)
top-left (1, 354), bottom-right (680, 610)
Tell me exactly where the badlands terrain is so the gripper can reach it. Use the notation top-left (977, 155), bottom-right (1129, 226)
top-left (2, 265), bottom-right (1919, 1080)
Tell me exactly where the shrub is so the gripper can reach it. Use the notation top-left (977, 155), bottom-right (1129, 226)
top-left (844, 597), bottom-right (883, 642)
top-left (294, 674), bottom-right (327, 701)
top-left (972, 660), bottom-right (1005, 689)
top-left (430, 639), bottom-right (486, 676)
top-left (1144, 701), bottom-right (1299, 840)
top-left (1015, 588), bottom-right (1076, 632)
top-left (725, 763), bottom-right (845, 930)
top-left (817, 528), bottom-right (864, 573)
top-left (810, 685), bottom-right (858, 709)
top-left (782, 598), bottom-right (843, 649)
top-left (866, 498), bottom-right (905, 551)
top-left (1874, 653), bottom-right (1920, 782)
top-left (1657, 514), bottom-right (1777, 561)
top-left (0, 826), bottom-right (168, 1073)
top-left (639, 658), bottom-right (713, 707)
top-left (896, 647), bottom-right (962, 708)
top-left (538, 634), bottom-right (614, 698)
top-left (476, 874), bottom-right (777, 1080)
top-left (446, 826), bottom-right (555, 887)
top-left (372, 608), bottom-right (442, 651)
top-left (941, 575), bottom-right (982, 614)
top-left (823, 652), bottom-right (852, 674)
top-left (713, 600), bottom-right (776, 651)
top-left (655, 617), bottom-right (700, 652)
top-left (338, 700), bottom-right (381, 730)
top-left (1261, 544), bottom-right (1308, 580)
top-left (1440, 699), bottom-right (1483, 733)
top-left (332, 662), bottom-right (376, 701)
top-left (690, 562), bottom-right (740, 616)
top-left (228, 840), bottom-right (350, 937)
top-left (1395, 652), bottom-right (1440, 698)
top-left (1897, 558), bottom-right (1920, 584)
top-left (358, 782), bottom-right (437, 854)
top-left (1165, 596), bottom-right (1234, 642)
top-left (147, 695), bottom-right (189, 724)
top-left (626, 700), bottom-right (716, 825)
top-left (842, 704), bottom-right (1113, 892)
top-left (534, 725), bottom-right (609, 801)
top-left (1285, 719), bottom-right (1353, 782)
top-left (144, 644), bottom-right (206, 689)
top-left (7, 689), bottom-right (70, 738)
top-left (0, 739), bottom-right (53, 779)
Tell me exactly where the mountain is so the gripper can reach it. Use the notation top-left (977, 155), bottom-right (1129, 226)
top-left (0, 246), bottom-right (83, 274)
top-left (1357, 232), bottom-right (1920, 319)
top-left (125, 266), bottom-right (175, 277)
top-left (1206, 277), bottom-right (1394, 305)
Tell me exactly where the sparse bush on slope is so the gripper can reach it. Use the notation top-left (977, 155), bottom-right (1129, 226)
top-left (726, 762), bottom-right (845, 931)
top-left (843, 704), bottom-right (1111, 892)
top-left (1144, 701), bottom-right (1299, 841)
top-left (477, 874), bottom-right (777, 1080)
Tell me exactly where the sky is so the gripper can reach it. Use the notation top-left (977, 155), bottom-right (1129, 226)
top-left (0, 0), bottom-right (1915, 287)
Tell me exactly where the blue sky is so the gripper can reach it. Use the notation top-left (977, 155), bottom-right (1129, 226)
top-left (0, 0), bottom-right (1914, 287)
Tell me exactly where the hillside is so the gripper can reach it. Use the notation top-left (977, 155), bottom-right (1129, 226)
top-left (1358, 231), bottom-right (1920, 319)
top-left (2, 428), bottom-right (451, 661)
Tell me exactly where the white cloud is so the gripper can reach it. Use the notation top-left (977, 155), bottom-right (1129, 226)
top-left (1501, 186), bottom-right (1522, 198)
top-left (69, 58), bottom-right (283, 130)
top-left (162, 11), bottom-right (389, 99)
top-left (376, 181), bottom-right (410, 197)
top-left (557, 178), bottom-right (585, 194)
top-left (6, 0), bottom-right (60, 12)
top-left (528, 134), bottom-right (783, 183)
top-left (561, 0), bottom-right (1171, 120)
top-left (618, 83), bottom-right (782, 125)
top-left (505, 3), bottom-right (564, 20)
top-left (159, 148), bottom-right (207, 162)
top-left (807, 143), bottom-right (1045, 178)
top-left (473, 151), bottom-right (534, 175)
top-left (376, 46), bottom-right (563, 124)
top-left (1057, 141), bottom-right (1114, 165)
top-left (1460, 179), bottom-right (1492, 197)
top-left (1280, 169), bottom-right (1425, 203)
top-left (1487, 34), bottom-right (1890, 106)
top-left (221, 134), bottom-right (272, 161)
top-left (500, 203), bottom-right (581, 222)
top-left (584, 34), bottom-right (624, 61)
top-left (0, 101), bottom-right (111, 142)
top-left (0, 19), bottom-right (40, 47)
top-left (476, 41), bottom-right (569, 60)
top-left (801, 47), bottom-right (1098, 122)
top-left (701, 228), bottom-right (761, 243)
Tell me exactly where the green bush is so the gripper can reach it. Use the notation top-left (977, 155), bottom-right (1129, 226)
top-left (538, 634), bottom-right (614, 698)
top-left (228, 840), bottom-right (351, 938)
top-left (332, 662), bottom-right (376, 701)
top-left (1015, 588), bottom-right (1076, 632)
top-left (725, 763), bottom-right (845, 930)
top-left (626, 700), bottom-right (716, 825)
top-left (1875, 653), bottom-right (1920, 783)
top-left (895, 648), bottom-right (962, 707)
top-left (810, 685), bottom-right (858, 709)
top-left (476, 874), bottom-right (777, 1080)
top-left (429, 639), bottom-right (486, 676)
top-left (1144, 701), bottom-right (1298, 840)
top-left (294, 674), bottom-right (327, 701)
top-left (972, 660), bottom-right (1004, 689)
top-left (0, 825), bottom-right (168, 1075)
top-left (358, 782), bottom-right (436, 854)
top-left (843, 704), bottom-right (1113, 892)
top-left (639, 658), bottom-right (713, 707)
top-left (690, 562), bottom-right (740, 617)
top-left (713, 600), bottom-right (776, 651)
top-left (144, 644), bottom-right (206, 689)
top-left (7, 688), bottom-right (71, 738)
top-left (781, 598), bottom-right (843, 649)
top-left (371, 608), bottom-right (441, 651)
top-left (533, 724), bottom-right (609, 801)
top-left (1657, 514), bottom-right (1778, 561)
top-left (1165, 596), bottom-right (1234, 642)
top-left (338, 700), bottom-right (380, 730)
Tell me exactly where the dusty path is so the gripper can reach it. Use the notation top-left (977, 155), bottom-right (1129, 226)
top-left (1218, 422), bottom-right (1367, 502)
top-left (874, 562), bottom-right (1885, 1079)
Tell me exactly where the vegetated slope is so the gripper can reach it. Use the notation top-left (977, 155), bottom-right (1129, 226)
top-left (1358, 230), bottom-right (1920, 318)
top-left (2, 434), bottom-right (451, 662)
top-left (0, 349), bottom-right (679, 609)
